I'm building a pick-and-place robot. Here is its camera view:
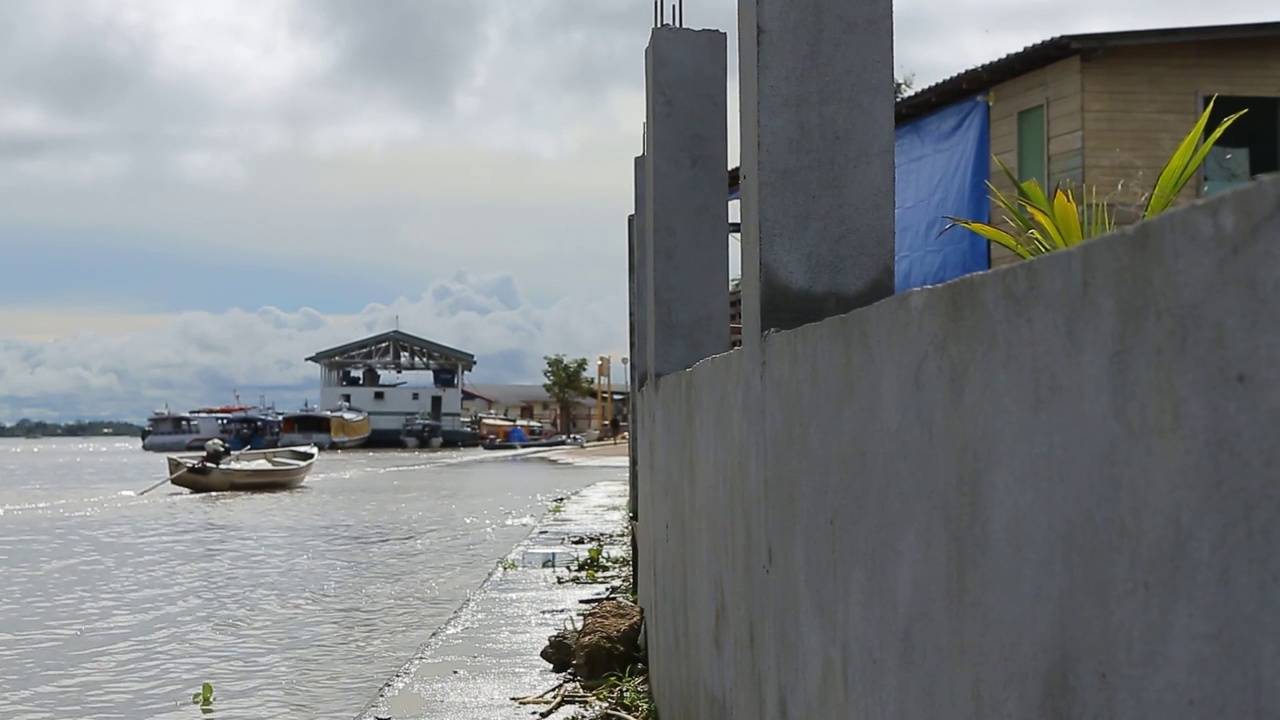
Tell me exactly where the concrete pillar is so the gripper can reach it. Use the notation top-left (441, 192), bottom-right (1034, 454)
top-left (644, 27), bottom-right (730, 380)
top-left (629, 152), bottom-right (651, 598)
top-left (737, 0), bottom-right (896, 338)
top-left (631, 156), bottom-right (651, 391)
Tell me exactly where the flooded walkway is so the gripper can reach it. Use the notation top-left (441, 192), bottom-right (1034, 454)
top-left (355, 475), bottom-right (630, 720)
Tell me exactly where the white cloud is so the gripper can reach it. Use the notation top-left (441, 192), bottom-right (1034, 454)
top-left (0, 271), bottom-right (626, 422)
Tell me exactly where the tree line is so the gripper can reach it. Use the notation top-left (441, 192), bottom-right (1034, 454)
top-left (0, 419), bottom-right (143, 437)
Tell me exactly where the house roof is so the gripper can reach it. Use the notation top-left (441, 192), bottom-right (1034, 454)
top-left (464, 383), bottom-right (627, 409)
top-left (466, 383), bottom-right (560, 407)
top-left (305, 330), bottom-right (476, 370)
top-left (896, 21), bottom-right (1280, 124)
top-left (726, 21), bottom-right (1280, 196)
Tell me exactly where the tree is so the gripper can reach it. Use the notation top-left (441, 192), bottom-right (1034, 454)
top-left (895, 74), bottom-right (915, 100)
top-left (542, 354), bottom-right (594, 433)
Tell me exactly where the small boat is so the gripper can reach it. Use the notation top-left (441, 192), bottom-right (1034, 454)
top-left (164, 445), bottom-right (319, 493)
top-left (401, 416), bottom-right (444, 449)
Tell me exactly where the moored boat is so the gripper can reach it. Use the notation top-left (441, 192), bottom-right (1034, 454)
top-left (224, 410), bottom-right (282, 451)
top-left (164, 445), bottom-right (319, 493)
top-left (141, 406), bottom-right (242, 452)
top-left (401, 415), bottom-right (443, 449)
top-left (279, 406), bottom-right (333, 450)
top-left (280, 404), bottom-right (371, 450)
top-left (481, 435), bottom-right (569, 451)
top-left (328, 406), bottom-right (372, 449)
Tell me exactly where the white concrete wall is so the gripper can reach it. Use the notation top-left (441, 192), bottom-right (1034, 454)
top-left (319, 384), bottom-right (462, 434)
top-left (636, 176), bottom-right (1280, 719)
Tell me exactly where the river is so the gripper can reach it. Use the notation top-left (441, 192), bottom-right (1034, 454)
top-left (0, 437), bottom-right (607, 719)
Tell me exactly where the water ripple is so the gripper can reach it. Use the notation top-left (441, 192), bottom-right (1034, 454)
top-left (0, 438), bottom-right (598, 719)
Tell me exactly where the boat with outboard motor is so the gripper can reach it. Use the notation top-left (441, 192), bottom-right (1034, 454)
top-left (164, 444), bottom-right (319, 493)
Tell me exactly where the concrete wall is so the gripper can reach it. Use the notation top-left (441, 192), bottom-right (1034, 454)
top-left (636, 176), bottom-right (1280, 718)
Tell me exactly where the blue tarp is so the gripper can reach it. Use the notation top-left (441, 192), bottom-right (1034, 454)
top-left (894, 96), bottom-right (990, 292)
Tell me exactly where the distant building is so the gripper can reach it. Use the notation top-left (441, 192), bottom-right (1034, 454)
top-left (463, 383), bottom-right (628, 433)
top-left (305, 330), bottom-right (476, 446)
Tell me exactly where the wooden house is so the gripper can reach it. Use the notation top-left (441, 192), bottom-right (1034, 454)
top-left (726, 21), bottom-right (1280, 293)
top-left (896, 20), bottom-right (1280, 268)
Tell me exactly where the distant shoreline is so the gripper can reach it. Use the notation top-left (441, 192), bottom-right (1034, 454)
top-left (0, 421), bottom-right (143, 438)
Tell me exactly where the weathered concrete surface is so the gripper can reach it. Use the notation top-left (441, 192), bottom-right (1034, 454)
top-left (637, 177), bottom-right (1280, 718)
top-left (356, 478), bottom-right (628, 720)
top-left (630, 154), bottom-right (650, 391)
top-left (737, 0), bottom-right (896, 338)
top-left (643, 27), bottom-right (730, 379)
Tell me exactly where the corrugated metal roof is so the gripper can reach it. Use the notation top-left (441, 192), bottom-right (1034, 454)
top-left (726, 21), bottom-right (1280, 193)
top-left (895, 21), bottom-right (1280, 124)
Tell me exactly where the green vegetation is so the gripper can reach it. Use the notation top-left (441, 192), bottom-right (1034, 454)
top-left (0, 419), bottom-right (142, 437)
top-left (498, 557), bottom-right (519, 571)
top-left (191, 682), bottom-right (214, 710)
top-left (542, 354), bottom-right (594, 434)
top-left (590, 667), bottom-right (657, 720)
top-left (945, 95), bottom-right (1246, 259)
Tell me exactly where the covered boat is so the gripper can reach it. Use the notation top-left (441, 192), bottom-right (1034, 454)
top-left (141, 406), bottom-right (241, 452)
top-left (279, 406), bottom-right (333, 449)
top-left (328, 406), bottom-right (372, 449)
top-left (224, 411), bottom-right (282, 451)
top-left (164, 445), bottom-right (319, 493)
top-left (279, 404), bottom-right (371, 450)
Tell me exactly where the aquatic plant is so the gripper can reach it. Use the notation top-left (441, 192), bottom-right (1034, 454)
top-left (191, 682), bottom-right (214, 709)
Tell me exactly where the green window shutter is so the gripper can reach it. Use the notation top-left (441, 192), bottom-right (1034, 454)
top-left (1016, 104), bottom-right (1048, 190)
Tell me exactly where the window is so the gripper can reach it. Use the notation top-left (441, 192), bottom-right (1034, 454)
top-left (412, 392), bottom-right (420, 401)
top-left (373, 391), bottom-right (385, 400)
top-left (1202, 95), bottom-right (1280, 196)
top-left (1016, 104), bottom-right (1048, 190)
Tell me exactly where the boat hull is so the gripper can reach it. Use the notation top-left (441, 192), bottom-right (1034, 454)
top-left (144, 434), bottom-right (224, 453)
top-left (329, 434), bottom-right (369, 450)
top-left (279, 432), bottom-right (332, 450)
top-left (165, 445), bottom-right (318, 493)
top-left (481, 437), bottom-right (568, 451)
top-left (328, 410), bottom-right (372, 449)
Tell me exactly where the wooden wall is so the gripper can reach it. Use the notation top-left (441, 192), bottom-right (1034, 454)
top-left (1081, 38), bottom-right (1280, 219)
top-left (988, 56), bottom-right (1084, 267)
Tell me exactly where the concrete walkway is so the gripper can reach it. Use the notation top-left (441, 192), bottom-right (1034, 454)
top-left (354, 475), bottom-right (629, 720)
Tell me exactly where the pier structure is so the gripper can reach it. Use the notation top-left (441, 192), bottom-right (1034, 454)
top-left (305, 330), bottom-right (477, 446)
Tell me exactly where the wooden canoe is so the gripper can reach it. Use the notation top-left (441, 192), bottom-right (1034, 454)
top-left (165, 445), bottom-right (319, 493)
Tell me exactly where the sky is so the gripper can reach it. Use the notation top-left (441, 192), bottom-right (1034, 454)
top-left (0, 0), bottom-right (1270, 422)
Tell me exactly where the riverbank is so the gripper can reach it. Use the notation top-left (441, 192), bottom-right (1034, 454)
top-left (355, 474), bottom-right (632, 719)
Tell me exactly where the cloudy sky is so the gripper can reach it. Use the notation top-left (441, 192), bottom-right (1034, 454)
top-left (0, 0), bottom-right (1267, 421)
